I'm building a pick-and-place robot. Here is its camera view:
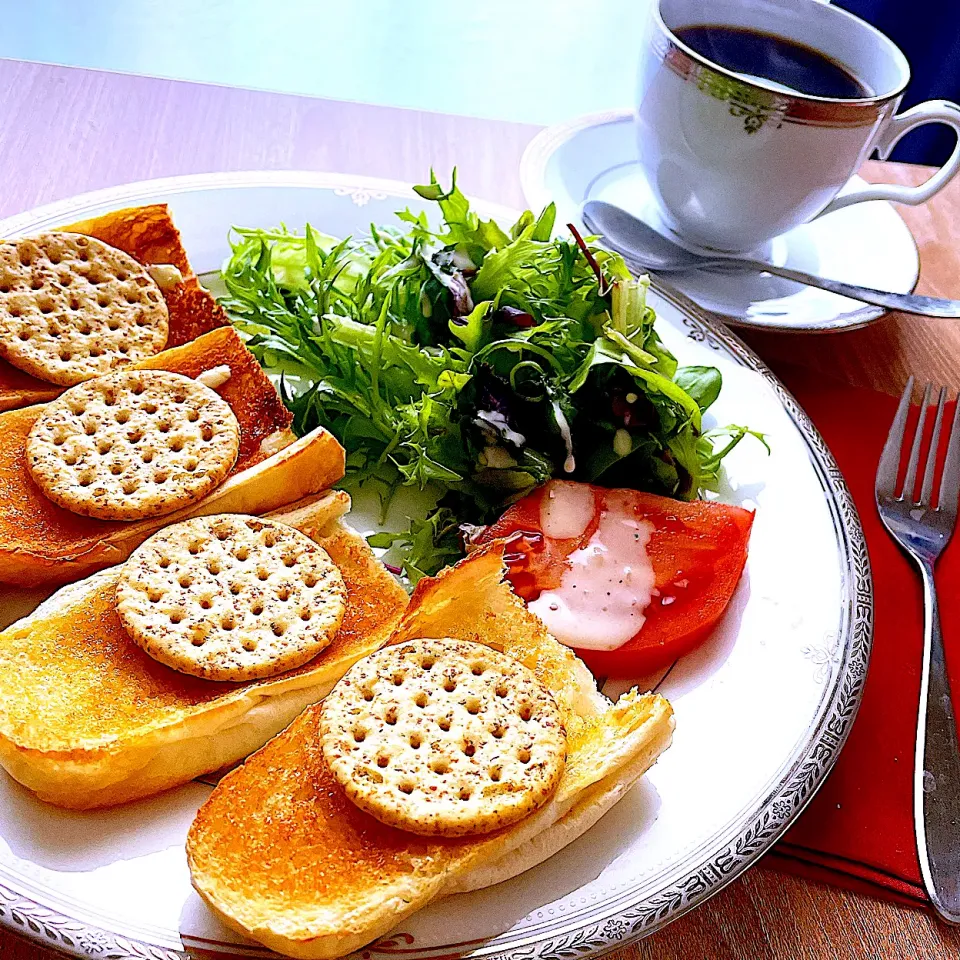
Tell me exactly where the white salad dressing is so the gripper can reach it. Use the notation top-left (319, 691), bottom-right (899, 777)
top-left (552, 404), bottom-right (576, 474)
top-left (539, 481), bottom-right (595, 540)
top-left (530, 492), bottom-right (657, 651)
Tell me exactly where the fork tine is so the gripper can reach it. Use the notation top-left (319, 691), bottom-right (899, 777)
top-left (938, 393), bottom-right (960, 517)
top-left (920, 387), bottom-right (948, 505)
top-left (877, 377), bottom-right (915, 499)
top-left (903, 382), bottom-right (932, 501)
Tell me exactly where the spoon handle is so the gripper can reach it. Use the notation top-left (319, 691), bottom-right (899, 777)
top-left (733, 259), bottom-right (960, 318)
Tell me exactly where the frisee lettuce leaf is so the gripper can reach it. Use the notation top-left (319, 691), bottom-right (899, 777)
top-left (219, 170), bottom-right (764, 578)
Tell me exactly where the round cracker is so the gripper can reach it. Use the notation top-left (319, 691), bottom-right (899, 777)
top-left (0, 232), bottom-right (168, 386)
top-left (319, 638), bottom-right (567, 837)
top-left (26, 370), bottom-right (240, 521)
top-left (116, 514), bottom-right (347, 681)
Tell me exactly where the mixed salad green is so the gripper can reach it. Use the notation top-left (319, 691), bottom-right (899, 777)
top-left (219, 172), bottom-right (764, 580)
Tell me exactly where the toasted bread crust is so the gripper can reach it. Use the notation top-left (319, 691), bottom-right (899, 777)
top-left (188, 689), bottom-right (673, 960)
top-left (0, 362), bottom-right (60, 413)
top-left (0, 505), bottom-right (408, 808)
top-left (186, 547), bottom-right (675, 959)
top-left (62, 204), bottom-right (195, 278)
top-left (0, 327), bottom-right (313, 587)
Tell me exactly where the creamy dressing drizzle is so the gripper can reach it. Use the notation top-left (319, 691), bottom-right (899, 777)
top-left (530, 492), bottom-right (657, 651)
top-left (551, 403), bottom-right (576, 473)
top-left (539, 481), bottom-right (595, 540)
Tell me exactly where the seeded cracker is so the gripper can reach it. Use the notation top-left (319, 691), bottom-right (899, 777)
top-left (319, 638), bottom-right (567, 836)
top-left (0, 232), bottom-right (168, 385)
top-left (26, 370), bottom-right (240, 521)
top-left (116, 515), bottom-right (347, 681)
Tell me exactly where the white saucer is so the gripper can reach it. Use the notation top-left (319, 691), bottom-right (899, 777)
top-left (520, 109), bottom-right (920, 333)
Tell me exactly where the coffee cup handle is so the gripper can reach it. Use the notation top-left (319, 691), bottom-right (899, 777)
top-left (819, 100), bottom-right (960, 216)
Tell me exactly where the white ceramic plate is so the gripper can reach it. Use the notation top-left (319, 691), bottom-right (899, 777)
top-left (0, 172), bottom-right (871, 960)
top-left (520, 109), bottom-right (920, 333)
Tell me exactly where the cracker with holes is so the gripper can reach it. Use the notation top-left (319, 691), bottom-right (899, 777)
top-left (25, 369), bottom-right (240, 521)
top-left (0, 232), bottom-right (168, 385)
top-left (319, 637), bottom-right (567, 837)
top-left (116, 514), bottom-right (347, 681)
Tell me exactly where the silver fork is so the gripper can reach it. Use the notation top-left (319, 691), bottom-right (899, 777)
top-left (876, 377), bottom-right (960, 922)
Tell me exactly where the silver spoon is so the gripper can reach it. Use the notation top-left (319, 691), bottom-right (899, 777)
top-left (582, 200), bottom-right (960, 319)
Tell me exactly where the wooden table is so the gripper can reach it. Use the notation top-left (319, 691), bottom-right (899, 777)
top-left (1, 57), bottom-right (959, 960)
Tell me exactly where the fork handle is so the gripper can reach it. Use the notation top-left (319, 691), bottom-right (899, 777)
top-left (916, 559), bottom-right (960, 922)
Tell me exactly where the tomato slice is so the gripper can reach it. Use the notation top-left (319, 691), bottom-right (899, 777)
top-left (475, 481), bottom-right (753, 676)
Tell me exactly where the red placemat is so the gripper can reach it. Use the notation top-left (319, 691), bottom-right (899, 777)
top-left (766, 364), bottom-right (960, 907)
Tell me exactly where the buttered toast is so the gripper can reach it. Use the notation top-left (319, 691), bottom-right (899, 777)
top-left (0, 493), bottom-right (408, 808)
top-left (0, 326), bottom-right (343, 587)
top-left (186, 546), bottom-right (675, 959)
top-left (0, 204), bottom-right (228, 412)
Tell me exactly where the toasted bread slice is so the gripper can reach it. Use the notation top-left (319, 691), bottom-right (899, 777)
top-left (0, 326), bottom-right (343, 588)
top-left (0, 492), bottom-right (408, 809)
top-left (186, 546), bottom-right (674, 959)
top-left (0, 204), bottom-right (228, 411)
top-left (442, 709), bottom-right (670, 894)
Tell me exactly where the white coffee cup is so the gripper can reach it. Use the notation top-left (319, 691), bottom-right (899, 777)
top-left (635, 0), bottom-right (960, 253)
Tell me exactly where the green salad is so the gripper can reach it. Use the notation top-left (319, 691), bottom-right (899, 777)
top-left (219, 172), bottom-right (763, 580)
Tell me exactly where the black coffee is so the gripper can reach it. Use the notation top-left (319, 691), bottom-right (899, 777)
top-left (674, 24), bottom-right (872, 99)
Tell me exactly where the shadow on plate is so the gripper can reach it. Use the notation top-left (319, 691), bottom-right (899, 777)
top-left (656, 566), bottom-right (751, 702)
top-left (0, 772), bottom-right (210, 871)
